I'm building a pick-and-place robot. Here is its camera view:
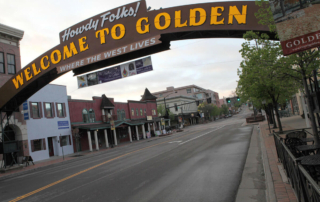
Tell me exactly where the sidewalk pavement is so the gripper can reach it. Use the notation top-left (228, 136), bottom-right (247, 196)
top-left (258, 115), bottom-right (309, 202)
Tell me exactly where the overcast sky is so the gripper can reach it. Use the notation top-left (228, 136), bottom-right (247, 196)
top-left (0, 0), bottom-right (248, 102)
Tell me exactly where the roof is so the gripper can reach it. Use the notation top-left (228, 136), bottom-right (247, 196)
top-left (100, 94), bottom-right (114, 109)
top-left (74, 117), bottom-right (168, 130)
top-left (0, 23), bottom-right (24, 40)
top-left (141, 88), bottom-right (157, 101)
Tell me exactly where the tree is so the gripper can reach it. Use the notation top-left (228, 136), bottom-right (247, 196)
top-left (220, 104), bottom-right (229, 115)
top-left (255, 0), bottom-right (320, 143)
top-left (157, 104), bottom-right (176, 121)
top-left (237, 31), bottom-right (300, 133)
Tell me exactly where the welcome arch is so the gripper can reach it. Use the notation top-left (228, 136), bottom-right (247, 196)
top-left (0, 0), bottom-right (273, 112)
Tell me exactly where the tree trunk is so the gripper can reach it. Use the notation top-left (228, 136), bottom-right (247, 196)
top-left (271, 105), bottom-right (277, 128)
top-left (272, 98), bottom-right (283, 133)
top-left (302, 71), bottom-right (319, 145)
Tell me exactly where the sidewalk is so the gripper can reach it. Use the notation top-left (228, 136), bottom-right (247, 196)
top-left (259, 115), bottom-right (309, 202)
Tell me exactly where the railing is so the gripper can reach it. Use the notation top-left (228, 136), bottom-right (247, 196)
top-left (101, 115), bottom-right (117, 123)
top-left (273, 132), bottom-right (320, 202)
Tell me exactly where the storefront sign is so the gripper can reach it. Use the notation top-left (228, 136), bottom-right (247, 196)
top-left (178, 117), bottom-right (182, 123)
top-left (110, 120), bottom-right (115, 130)
top-left (58, 121), bottom-right (69, 129)
top-left (269, 1), bottom-right (320, 55)
top-left (147, 116), bottom-right (153, 121)
top-left (77, 56), bottom-right (153, 88)
top-left (161, 118), bottom-right (165, 126)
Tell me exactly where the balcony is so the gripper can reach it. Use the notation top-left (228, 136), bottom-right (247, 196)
top-left (102, 115), bottom-right (118, 123)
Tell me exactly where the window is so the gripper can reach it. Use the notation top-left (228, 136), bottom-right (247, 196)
top-left (0, 52), bottom-right (4, 73)
top-left (89, 109), bottom-right (95, 122)
top-left (194, 88), bottom-right (200, 92)
top-left (44, 103), bottom-right (54, 118)
top-left (140, 109), bottom-right (143, 116)
top-left (186, 88), bottom-right (191, 93)
top-left (82, 109), bottom-right (88, 123)
top-left (152, 109), bottom-right (156, 115)
top-left (31, 102), bottom-right (41, 118)
top-left (31, 138), bottom-right (46, 152)
top-left (7, 54), bottom-right (15, 74)
top-left (144, 109), bottom-right (146, 114)
top-left (136, 109), bottom-right (139, 116)
top-left (159, 94), bottom-right (162, 97)
top-left (117, 109), bottom-right (125, 120)
top-left (196, 93), bottom-right (203, 99)
top-left (131, 108), bottom-right (134, 116)
top-left (56, 103), bottom-right (65, 117)
top-left (60, 135), bottom-right (71, 146)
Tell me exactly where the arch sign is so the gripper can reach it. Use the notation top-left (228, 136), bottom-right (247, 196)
top-left (0, 0), bottom-right (270, 111)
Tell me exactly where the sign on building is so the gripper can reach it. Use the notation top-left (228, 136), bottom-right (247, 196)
top-left (23, 101), bottom-right (29, 120)
top-left (77, 56), bottom-right (153, 88)
top-left (58, 121), bottom-right (69, 129)
top-left (269, 0), bottom-right (320, 55)
top-left (147, 116), bottom-right (153, 121)
top-left (110, 120), bottom-right (115, 130)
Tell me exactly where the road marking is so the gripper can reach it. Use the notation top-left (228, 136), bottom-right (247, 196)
top-left (179, 125), bottom-right (225, 145)
top-left (169, 141), bottom-right (182, 143)
top-left (9, 129), bottom-right (205, 202)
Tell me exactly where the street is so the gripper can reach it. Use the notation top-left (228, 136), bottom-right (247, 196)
top-left (0, 108), bottom-right (252, 202)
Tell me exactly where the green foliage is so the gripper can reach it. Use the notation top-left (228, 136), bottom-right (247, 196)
top-left (157, 104), bottom-right (175, 121)
top-left (198, 102), bottom-right (220, 118)
top-left (236, 31), bottom-right (300, 108)
top-left (220, 104), bottom-right (229, 115)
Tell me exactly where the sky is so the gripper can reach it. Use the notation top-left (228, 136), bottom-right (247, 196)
top-left (0, 0), bottom-right (249, 102)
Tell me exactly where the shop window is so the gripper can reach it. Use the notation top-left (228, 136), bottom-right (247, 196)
top-left (30, 102), bottom-right (42, 118)
top-left (60, 135), bottom-right (71, 146)
top-left (82, 109), bottom-right (88, 123)
top-left (152, 109), bottom-right (156, 115)
top-left (131, 108), bottom-right (134, 116)
top-left (144, 109), bottom-right (146, 114)
top-left (44, 102), bottom-right (54, 118)
top-left (140, 109), bottom-right (143, 116)
top-left (136, 109), bottom-right (138, 116)
top-left (122, 110), bottom-right (125, 120)
top-left (186, 88), bottom-right (191, 93)
top-left (56, 103), bottom-right (66, 117)
top-left (31, 138), bottom-right (46, 152)
top-left (7, 54), bottom-right (15, 74)
top-left (89, 109), bottom-right (95, 122)
top-left (117, 109), bottom-right (125, 120)
top-left (0, 52), bottom-right (4, 73)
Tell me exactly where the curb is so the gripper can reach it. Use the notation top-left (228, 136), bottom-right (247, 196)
top-left (258, 125), bottom-right (277, 202)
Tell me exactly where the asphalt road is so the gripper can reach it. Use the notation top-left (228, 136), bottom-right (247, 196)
top-left (0, 107), bottom-right (253, 202)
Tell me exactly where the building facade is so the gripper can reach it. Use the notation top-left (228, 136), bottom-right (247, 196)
top-left (156, 95), bottom-right (199, 125)
top-left (151, 85), bottom-right (220, 107)
top-left (69, 89), bottom-right (169, 152)
top-left (0, 23), bottom-right (25, 166)
top-left (26, 84), bottom-right (73, 162)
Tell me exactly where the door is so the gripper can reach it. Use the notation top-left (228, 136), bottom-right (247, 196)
top-left (48, 137), bottom-right (54, 157)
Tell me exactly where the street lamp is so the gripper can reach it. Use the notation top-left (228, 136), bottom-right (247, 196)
top-left (163, 91), bottom-right (177, 118)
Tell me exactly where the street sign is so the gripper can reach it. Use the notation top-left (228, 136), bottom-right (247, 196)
top-left (23, 101), bottom-right (29, 120)
top-left (58, 121), bottom-right (69, 129)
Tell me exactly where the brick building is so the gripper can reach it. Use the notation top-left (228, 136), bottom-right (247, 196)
top-left (69, 88), bottom-right (170, 152)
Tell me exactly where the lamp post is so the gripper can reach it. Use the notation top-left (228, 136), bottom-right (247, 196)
top-left (163, 91), bottom-right (177, 118)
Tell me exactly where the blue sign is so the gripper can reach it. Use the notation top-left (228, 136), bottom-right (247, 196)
top-left (24, 113), bottom-right (29, 120)
top-left (58, 121), bottom-right (69, 129)
top-left (23, 101), bottom-right (28, 110)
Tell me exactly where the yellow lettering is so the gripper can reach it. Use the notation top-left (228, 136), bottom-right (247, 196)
top-left (154, 12), bottom-right (171, 30)
top-left (175, 10), bottom-right (187, 28)
top-left (211, 7), bottom-right (224, 25)
top-left (12, 72), bottom-right (24, 89)
top-left (40, 56), bottom-right (50, 70)
top-left (24, 67), bottom-right (33, 81)
top-left (136, 17), bottom-right (149, 34)
top-left (32, 63), bottom-right (41, 76)
top-left (79, 36), bottom-right (89, 52)
top-left (95, 28), bottom-right (109, 44)
top-left (190, 8), bottom-right (206, 26)
top-left (51, 50), bottom-right (61, 64)
top-left (111, 24), bottom-right (125, 40)
top-left (63, 42), bottom-right (78, 60)
top-left (228, 5), bottom-right (247, 24)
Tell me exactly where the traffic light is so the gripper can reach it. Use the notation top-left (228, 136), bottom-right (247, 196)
top-left (226, 98), bottom-right (231, 103)
top-left (237, 97), bottom-right (240, 101)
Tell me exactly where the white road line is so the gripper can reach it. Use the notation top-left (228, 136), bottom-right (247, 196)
top-left (179, 125), bottom-right (225, 145)
top-left (169, 141), bottom-right (182, 143)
